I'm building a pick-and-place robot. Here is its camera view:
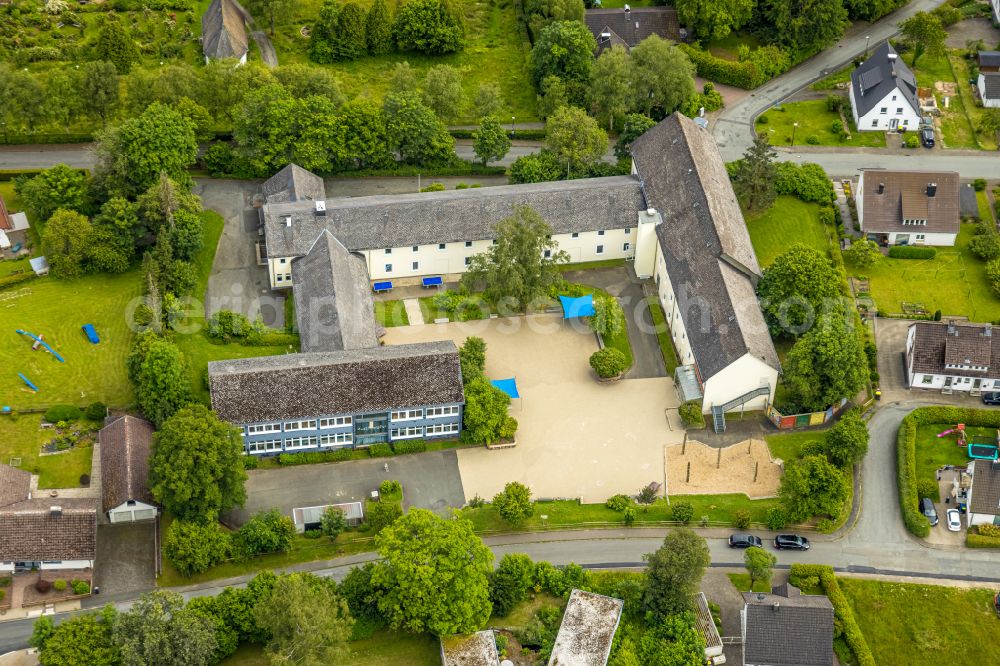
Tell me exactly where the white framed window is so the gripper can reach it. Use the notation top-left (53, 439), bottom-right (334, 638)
top-left (280, 258), bottom-right (287, 264)
top-left (284, 419), bottom-right (317, 432)
top-left (872, 119), bottom-right (879, 127)
top-left (320, 432), bottom-right (353, 446)
top-left (412, 261), bottom-right (419, 271)
top-left (391, 409), bottom-right (423, 421)
top-left (922, 375), bottom-right (933, 384)
top-left (623, 242), bottom-right (631, 252)
top-left (892, 95), bottom-right (897, 101)
top-left (284, 273), bottom-right (291, 281)
top-left (285, 436), bottom-right (318, 450)
top-left (896, 108), bottom-right (903, 114)
top-left (544, 249), bottom-right (551, 258)
top-left (412, 245), bottom-right (419, 252)
top-left (624, 227), bottom-right (631, 234)
top-left (916, 234), bottom-right (925, 240)
top-left (247, 439), bottom-right (282, 454)
top-left (385, 248), bottom-right (392, 255)
top-left (596, 244), bottom-right (604, 255)
top-left (465, 241), bottom-right (473, 247)
top-left (438, 243), bottom-right (446, 250)
top-left (319, 416), bottom-right (352, 428)
top-left (571, 232), bottom-right (579, 239)
top-left (391, 426), bottom-right (423, 440)
top-left (465, 257), bottom-right (471, 266)
top-left (597, 229), bottom-right (605, 236)
top-left (426, 423), bottom-right (459, 436)
top-left (385, 263), bottom-right (392, 272)
top-left (994, 380), bottom-right (1000, 389)
top-left (880, 107), bottom-right (887, 114)
top-left (276, 275), bottom-right (283, 283)
top-left (247, 423), bottom-right (281, 435)
top-left (425, 405), bottom-right (460, 418)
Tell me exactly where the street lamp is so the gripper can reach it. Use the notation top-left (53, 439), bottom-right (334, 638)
top-left (511, 115), bottom-right (516, 138)
top-left (865, 35), bottom-right (871, 57)
top-left (791, 122), bottom-right (799, 147)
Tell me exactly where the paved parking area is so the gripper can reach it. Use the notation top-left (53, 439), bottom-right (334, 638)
top-left (222, 451), bottom-right (466, 526)
top-left (925, 470), bottom-right (968, 547)
top-left (93, 522), bottom-right (156, 597)
top-left (383, 314), bottom-right (681, 503)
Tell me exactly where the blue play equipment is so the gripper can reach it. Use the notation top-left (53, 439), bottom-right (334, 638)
top-left (491, 377), bottom-right (520, 399)
top-left (18, 373), bottom-right (39, 392)
top-left (82, 324), bottom-right (100, 344)
top-left (15, 329), bottom-right (65, 363)
top-left (559, 294), bottom-right (596, 319)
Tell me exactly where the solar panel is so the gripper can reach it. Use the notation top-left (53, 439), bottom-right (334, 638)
top-left (859, 68), bottom-right (883, 93)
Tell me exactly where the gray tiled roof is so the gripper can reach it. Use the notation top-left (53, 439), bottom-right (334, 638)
top-left (208, 341), bottom-right (465, 424)
top-left (908, 321), bottom-right (998, 378)
top-left (262, 176), bottom-right (646, 258)
top-left (630, 113), bottom-right (779, 382)
top-left (861, 170), bottom-right (960, 235)
top-left (0, 498), bottom-right (98, 562)
top-left (970, 459), bottom-right (1000, 515)
top-left (851, 42), bottom-right (919, 118)
top-left (743, 584), bottom-right (834, 666)
top-left (202, 0), bottom-right (249, 60)
top-left (585, 8), bottom-right (681, 53)
top-left (979, 51), bottom-right (1000, 69)
top-left (0, 462), bottom-right (30, 508)
top-left (99, 416), bottom-right (155, 513)
top-left (261, 164), bottom-right (327, 204)
top-left (292, 230), bottom-right (379, 353)
top-left (982, 73), bottom-right (1000, 100)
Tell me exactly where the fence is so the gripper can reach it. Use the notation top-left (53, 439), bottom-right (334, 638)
top-left (766, 398), bottom-right (848, 430)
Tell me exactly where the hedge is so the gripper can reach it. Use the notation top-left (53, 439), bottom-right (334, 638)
top-left (888, 246), bottom-right (936, 259)
top-left (966, 530), bottom-right (1000, 548)
top-left (789, 564), bottom-right (876, 666)
top-left (391, 439), bottom-right (427, 454)
top-left (679, 44), bottom-right (770, 89)
top-left (368, 443), bottom-right (394, 457)
top-left (0, 272), bottom-right (37, 292)
top-left (449, 128), bottom-right (546, 140)
top-left (44, 405), bottom-right (83, 423)
top-left (277, 449), bottom-right (357, 465)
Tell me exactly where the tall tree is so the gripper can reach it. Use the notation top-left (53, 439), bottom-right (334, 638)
top-left (676, 0), bottom-right (753, 42)
top-left (784, 312), bottom-right (869, 411)
top-left (394, 0), bottom-right (466, 55)
top-left (489, 553), bottom-right (535, 617)
top-left (422, 65), bottom-right (465, 120)
top-left (900, 11), bottom-right (946, 68)
top-left (80, 61), bottom-right (120, 127)
top-left (335, 98), bottom-right (395, 170)
top-left (41, 209), bottom-right (92, 278)
top-left (383, 92), bottom-right (456, 165)
top-left (309, 0), bottom-right (340, 64)
top-left (631, 36), bottom-right (697, 117)
top-left (473, 82), bottom-right (505, 118)
top-left (472, 115), bottom-right (511, 166)
top-left (458, 336), bottom-right (487, 383)
top-left (253, 573), bottom-right (354, 665)
top-left (779, 454), bottom-right (850, 521)
top-left (492, 481), bottom-right (534, 526)
top-left (823, 409), bottom-right (869, 468)
top-left (273, 64), bottom-right (344, 104)
top-left (744, 546), bottom-right (777, 587)
top-left (365, 0), bottom-right (394, 54)
top-left (842, 238), bottom-right (881, 268)
top-left (530, 20), bottom-right (596, 88)
top-left (336, 2), bottom-right (369, 59)
top-left (14, 164), bottom-right (89, 223)
top-left (246, 0), bottom-right (293, 36)
top-left (389, 61), bottom-right (419, 94)
top-left (462, 377), bottom-right (517, 444)
top-left (614, 114), bottom-right (656, 160)
top-left (113, 591), bottom-right (218, 666)
top-left (643, 528), bottom-right (710, 620)
top-left (760, 0), bottom-right (849, 56)
top-left (94, 14), bottom-right (139, 73)
top-left (733, 134), bottom-right (777, 212)
top-left (463, 205), bottom-right (569, 310)
top-left (525, 0), bottom-right (585, 41)
top-left (36, 608), bottom-right (119, 666)
top-left (372, 509), bottom-right (494, 636)
top-left (545, 105), bottom-right (608, 177)
top-left (149, 404), bottom-right (247, 522)
top-left (756, 244), bottom-right (843, 336)
top-left (134, 338), bottom-right (192, 427)
top-left (589, 46), bottom-right (635, 132)
top-left (9, 70), bottom-right (46, 134)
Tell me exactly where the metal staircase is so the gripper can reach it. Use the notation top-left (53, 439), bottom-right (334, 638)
top-left (710, 385), bottom-right (771, 433)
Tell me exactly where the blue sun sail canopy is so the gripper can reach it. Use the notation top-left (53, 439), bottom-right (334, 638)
top-left (559, 294), bottom-right (595, 319)
top-left (491, 378), bottom-right (520, 399)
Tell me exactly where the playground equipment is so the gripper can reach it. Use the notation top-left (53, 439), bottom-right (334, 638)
top-left (18, 373), bottom-right (38, 391)
top-left (82, 324), bottom-right (100, 344)
top-left (15, 329), bottom-right (65, 363)
top-left (968, 431), bottom-right (1000, 461)
top-left (937, 424), bottom-right (967, 445)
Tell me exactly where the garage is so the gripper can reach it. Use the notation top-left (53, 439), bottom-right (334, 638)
top-left (109, 500), bottom-right (158, 523)
top-left (100, 416), bottom-right (159, 524)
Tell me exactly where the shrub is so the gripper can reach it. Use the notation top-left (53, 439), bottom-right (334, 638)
top-left (278, 449), bottom-right (356, 465)
top-left (243, 455), bottom-right (259, 470)
top-left (44, 405), bottom-right (82, 423)
top-left (816, 518), bottom-right (835, 533)
top-left (826, 94), bottom-right (845, 112)
top-left (52, 579), bottom-right (67, 592)
top-left (80, 474), bottom-right (90, 486)
top-left (888, 246), bottom-right (936, 259)
top-left (0, 576), bottom-right (10, 587)
top-left (679, 43), bottom-right (791, 89)
top-left (678, 401), bottom-right (706, 429)
top-left (623, 506), bottom-right (636, 526)
top-left (967, 531), bottom-right (1000, 548)
top-left (84, 402), bottom-right (107, 421)
top-left (978, 523), bottom-right (1000, 537)
top-left (589, 348), bottom-right (628, 378)
top-left (206, 310), bottom-right (263, 343)
top-left (380, 479), bottom-right (403, 497)
top-left (973, 178), bottom-right (987, 191)
top-left (638, 483), bottom-right (658, 504)
top-left (71, 580), bottom-right (90, 595)
top-left (165, 520), bottom-right (230, 577)
top-left (903, 135), bottom-right (919, 149)
top-left (805, 135), bottom-right (820, 145)
top-left (774, 162), bottom-right (836, 204)
top-left (733, 509), bottom-right (752, 529)
top-left (606, 494), bottom-right (632, 512)
top-left (303, 529), bottom-right (323, 539)
top-left (231, 509), bottom-right (296, 560)
top-left (916, 479), bottom-right (938, 500)
top-left (830, 120), bottom-right (843, 135)
top-left (35, 579), bottom-right (52, 593)
top-left (670, 500), bottom-right (694, 524)
top-left (368, 443), bottom-right (394, 457)
top-left (765, 506), bottom-right (787, 530)
top-left (391, 439), bottom-right (426, 454)
top-left (757, 114), bottom-right (769, 124)
top-left (490, 553), bottom-right (535, 616)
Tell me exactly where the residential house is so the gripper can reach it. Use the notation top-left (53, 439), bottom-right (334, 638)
top-left (0, 194), bottom-right (31, 254)
top-left (584, 6), bottom-right (682, 55)
top-left (208, 341), bottom-right (465, 456)
top-left (440, 630), bottom-right (501, 666)
top-left (99, 416), bottom-right (158, 523)
top-left (967, 459), bottom-right (1000, 527)
top-left (292, 502), bottom-right (363, 533)
top-left (856, 170), bottom-right (960, 246)
top-left (694, 591), bottom-right (725, 665)
top-left (978, 51), bottom-right (1000, 108)
top-left (547, 589), bottom-right (624, 666)
top-left (201, 0), bottom-right (250, 64)
top-left (0, 464), bottom-right (98, 573)
top-left (905, 321), bottom-right (1000, 394)
top-left (849, 42), bottom-right (921, 132)
top-left (741, 583), bottom-right (834, 666)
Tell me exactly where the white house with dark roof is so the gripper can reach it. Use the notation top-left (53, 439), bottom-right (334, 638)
top-left (967, 459), bottom-right (1000, 527)
top-left (99, 416), bottom-right (158, 523)
top-left (856, 170), bottom-right (960, 247)
top-left (905, 321), bottom-right (1000, 394)
top-left (849, 42), bottom-right (921, 132)
top-left (978, 51), bottom-right (1000, 108)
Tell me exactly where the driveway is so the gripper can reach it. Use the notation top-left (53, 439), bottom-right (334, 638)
top-left (222, 450), bottom-right (466, 526)
top-left (93, 522), bottom-right (156, 597)
top-left (383, 314), bottom-right (681, 502)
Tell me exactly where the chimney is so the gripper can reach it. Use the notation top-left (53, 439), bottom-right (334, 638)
top-left (284, 215), bottom-right (292, 228)
top-left (647, 207), bottom-right (656, 216)
top-left (314, 200), bottom-right (326, 216)
top-left (888, 52), bottom-right (898, 63)
top-left (50, 506), bottom-right (62, 517)
top-left (877, 182), bottom-right (885, 194)
top-left (948, 320), bottom-right (957, 336)
top-left (624, 3), bottom-right (630, 12)
top-left (772, 602), bottom-right (780, 612)
top-left (927, 183), bottom-right (937, 198)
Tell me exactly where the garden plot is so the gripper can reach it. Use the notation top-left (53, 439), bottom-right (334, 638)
top-left (665, 439), bottom-right (782, 499)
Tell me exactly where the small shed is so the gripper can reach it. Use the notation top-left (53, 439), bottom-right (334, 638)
top-left (548, 589), bottom-right (624, 666)
top-left (292, 501), bottom-right (364, 532)
top-left (29, 256), bottom-right (49, 276)
top-left (440, 630), bottom-right (500, 666)
top-left (99, 416), bottom-right (158, 523)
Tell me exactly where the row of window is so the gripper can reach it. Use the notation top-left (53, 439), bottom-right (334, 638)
top-left (246, 432), bottom-right (354, 453)
top-left (390, 406), bottom-right (460, 421)
top-left (384, 243), bottom-right (632, 273)
top-left (871, 118), bottom-right (910, 127)
top-left (381, 229), bottom-right (635, 256)
top-left (391, 423), bottom-right (460, 439)
top-left (879, 107), bottom-right (907, 115)
top-left (248, 417), bottom-right (352, 435)
top-left (920, 375), bottom-right (1000, 387)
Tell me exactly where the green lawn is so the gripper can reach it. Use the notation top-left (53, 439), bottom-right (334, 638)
top-left (760, 101), bottom-right (887, 148)
top-left (840, 578), bottom-right (1000, 665)
top-left (746, 196), bottom-right (830, 267)
top-left (913, 423), bottom-right (984, 501)
top-left (707, 31), bottom-right (762, 61)
top-left (846, 223), bottom-right (1000, 321)
top-left (911, 52), bottom-right (990, 151)
top-left (977, 190), bottom-right (995, 224)
top-left (811, 64), bottom-right (854, 91)
top-left (222, 629), bottom-right (440, 665)
top-left (727, 573), bottom-right (772, 593)
top-left (0, 414), bottom-right (95, 489)
top-left (374, 300), bottom-right (409, 327)
top-left (646, 296), bottom-right (679, 374)
top-left (765, 429), bottom-right (826, 464)
top-left (557, 259), bottom-right (627, 273)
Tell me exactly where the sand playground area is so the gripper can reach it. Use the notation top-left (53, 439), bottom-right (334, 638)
top-left (666, 439), bottom-right (782, 499)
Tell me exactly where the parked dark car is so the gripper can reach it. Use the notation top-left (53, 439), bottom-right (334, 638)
top-left (982, 392), bottom-right (1000, 406)
top-left (773, 534), bottom-right (810, 550)
top-left (920, 497), bottom-right (939, 526)
top-left (728, 534), bottom-right (763, 548)
top-left (920, 127), bottom-right (935, 148)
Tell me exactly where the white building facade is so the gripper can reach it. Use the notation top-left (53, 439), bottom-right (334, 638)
top-left (850, 43), bottom-right (922, 132)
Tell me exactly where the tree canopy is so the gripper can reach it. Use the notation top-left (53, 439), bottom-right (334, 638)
top-left (133, 337), bottom-right (191, 426)
top-left (472, 115), bottom-right (512, 165)
top-left (462, 377), bottom-right (517, 444)
top-left (900, 11), bottom-right (946, 68)
top-left (756, 244), bottom-right (844, 337)
top-left (779, 453), bottom-right (850, 521)
top-left (41, 209), bottom-right (92, 278)
top-left (36, 608), bottom-right (119, 666)
top-left (643, 528), bottom-right (710, 620)
top-left (384, 91), bottom-right (457, 166)
top-left (759, 0), bottom-right (849, 57)
top-left (784, 312), bottom-right (869, 412)
top-left (630, 36), bottom-right (697, 118)
top-left (744, 546), bottom-right (777, 587)
top-left (493, 481), bottom-right (534, 526)
top-left (113, 591), bottom-right (218, 666)
top-left (676, 0), bottom-right (754, 42)
top-left (823, 409), bottom-right (869, 467)
top-left (94, 15), bottom-right (139, 74)
top-left (14, 164), bottom-right (89, 223)
top-left (394, 0), bottom-right (466, 55)
top-left (733, 134), bottom-right (777, 212)
top-left (530, 20), bottom-right (596, 87)
top-left (545, 105), bottom-right (608, 178)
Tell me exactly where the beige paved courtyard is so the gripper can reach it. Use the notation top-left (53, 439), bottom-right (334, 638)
top-left (382, 314), bottom-right (682, 503)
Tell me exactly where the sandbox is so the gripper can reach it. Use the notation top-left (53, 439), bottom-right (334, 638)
top-left (665, 439), bottom-right (782, 499)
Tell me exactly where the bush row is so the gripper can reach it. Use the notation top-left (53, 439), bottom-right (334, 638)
top-left (448, 128), bottom-right (546, 140)
top-left (678, 44), bottom-right (791, 90)
top-left (0, 271), bottom-right (36, 292)
top-left (888, 246), bottom-right (937, 259)
top-left (966, 525), bottom-right (1000, 548)
top-left (789, 564), bottom-right (876, 666)
top-left (274, 438), bottom-right (452, 466)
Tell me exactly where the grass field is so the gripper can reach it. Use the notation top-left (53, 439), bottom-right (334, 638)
top-left (745, 196), bottom-right (830, 267)
top-left (727, 572), bottom-right (772, 593)
top-left (707, 31), bottom-right (762, 61)
top-left (841, 578), bottom-right (1000, 665)
top-left (0, 414), bottom-right (94, 488)
top-left (647, 296), bottom-right (679, 374)
top-left (222, 629), bottom-right (440, 665)
top-left (811, 64), bottom-right (854, 91)
top-left (765, 429), bottom-right (826, 464)
top-left (374, 300), bottom-right (409, 327)
top-left (977, 190), bottom-right (995, 223)
top-left (759, 101), bottom-right (887, 148)
top-left (847, 223), bottom-right (1000, 320)
top-left (911, 52), bottom-right (992, 151)
top-left (914, 423), bottom-right (984, 500)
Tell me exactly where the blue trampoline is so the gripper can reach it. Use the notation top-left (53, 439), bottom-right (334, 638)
top-left (559, 294), bottom-right (595, 319)
top-left (491, 378), bottom-right (520, 399)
